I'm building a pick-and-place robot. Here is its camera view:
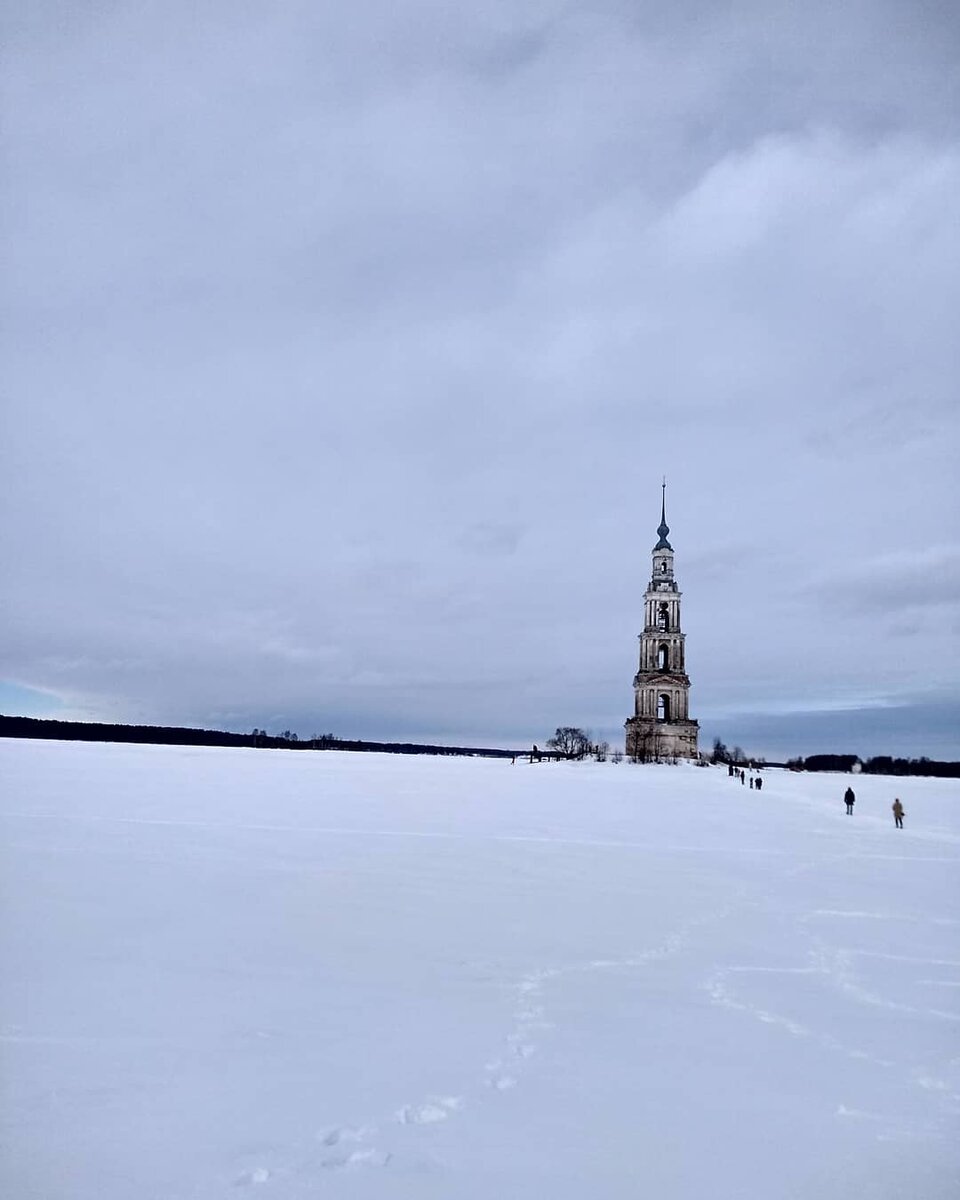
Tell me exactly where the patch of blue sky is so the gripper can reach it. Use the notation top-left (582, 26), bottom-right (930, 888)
top-left (0, 681), bottom-right (66, 717)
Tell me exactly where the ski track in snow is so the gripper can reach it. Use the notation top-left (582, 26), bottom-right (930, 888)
top-left (206, 847), bottom-right (960, 1187)
top-left (0, 807), bottom-right (831, 859)
top-left (703, 853), bottom-right (960, 1144)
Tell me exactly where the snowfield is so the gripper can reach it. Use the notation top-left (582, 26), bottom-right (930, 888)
top-left (1, 740), bottom-right (958, 1199)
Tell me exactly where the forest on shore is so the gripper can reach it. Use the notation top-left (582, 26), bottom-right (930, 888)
top-left (2, 715), bottom-right (958, 776)
top-left (0, 715), bottom-right (518, 759)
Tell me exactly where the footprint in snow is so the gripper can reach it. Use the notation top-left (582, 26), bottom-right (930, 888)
top-left (484, 1062), bottom-right (518, 1090)
top-left (322, 1147), bottom-right (392, 1170)
top-left (319, 1124), bottom-right (371, 1147)
top-left (507, 1033), bottom-right (536, 1059)
top-left (233, 1166), bottom-right (272, 1187)
top-left (316, 1123), bottom-right (391, 1170)
top-left (395, 1096), bottom-right (463, 1125)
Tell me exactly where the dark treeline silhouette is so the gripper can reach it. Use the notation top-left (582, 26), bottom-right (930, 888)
top-left (0, 715), bottom-right (524, 760)
top-left (709, 738), bottom-right (769, 767)
top-left (786, 752), bottom-right (960, 778)
top-left (861, 756), bottom-right (960, 778)
top-left (788, 754), bottom-right (860, 773)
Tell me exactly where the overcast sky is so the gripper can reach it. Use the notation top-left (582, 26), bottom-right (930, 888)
top-left (2, 0), bottom-right (958, 760)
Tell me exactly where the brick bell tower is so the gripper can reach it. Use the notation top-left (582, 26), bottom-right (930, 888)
top-left (625, 483), bottom-right (699, 762)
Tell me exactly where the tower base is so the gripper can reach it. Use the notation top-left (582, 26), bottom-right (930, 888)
top-left (625, 717), bottom-right (699, 763)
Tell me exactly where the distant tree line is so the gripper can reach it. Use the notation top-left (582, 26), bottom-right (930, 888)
top-left (9, 715), bottom-right (952, 777)
top-left (711, 740), bottom-right (960, 777)
top-left (858, 755), bottom-right (960, 778)
top-left (786, 752), bottom-right (960, 778)
top-left (710, 739), bottom-right (765, 767)
top-left (785, 753), bottom-right (859, 773)
top-left (0, 715), bottom-right (523, 759)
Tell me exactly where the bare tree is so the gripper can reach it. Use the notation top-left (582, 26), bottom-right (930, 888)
top-left (546, 727), bottom-right (591, 759)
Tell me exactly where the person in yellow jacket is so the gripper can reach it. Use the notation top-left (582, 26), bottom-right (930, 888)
top-left (892, 798), bottom-right (905, 829)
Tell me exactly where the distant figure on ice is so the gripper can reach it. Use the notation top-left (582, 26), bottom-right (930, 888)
top-left (756, 776), bottom-right (763, 792)
top-left (749, 775), bottom-right (755, 789)
top-left (740, 770), bottom-right (745, 785)
top-left (844, 786), bottom-right (855, 815)
top-left (728, 763), bottom-right (734, 778)
top-left (892, 798), bottom-right (905, 828)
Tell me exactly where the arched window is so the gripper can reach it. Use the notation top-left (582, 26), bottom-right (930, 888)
top-left (658, 644), bottom-right (669, 670)
top-left (657, 693), bottom-right (671, 722)
top-left (660, 560), bottom-right (667, 574)
top-left (657, 603), bottom-right (669, 631)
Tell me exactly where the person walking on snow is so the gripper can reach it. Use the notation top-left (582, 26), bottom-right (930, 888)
top-left (844, 786), bottom-right (855, 815)
top-left (892, 798), bottom-right (905, 828)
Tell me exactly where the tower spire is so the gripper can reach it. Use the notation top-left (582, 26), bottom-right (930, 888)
top-left (655, 477), bottom-right (672, 550)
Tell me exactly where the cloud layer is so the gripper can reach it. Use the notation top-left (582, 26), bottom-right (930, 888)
top-left (3, 1), bottom-right (959, 756)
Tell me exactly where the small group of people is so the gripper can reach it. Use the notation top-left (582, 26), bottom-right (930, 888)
top-left (844, 786), bottom-right (906, 827)
top-left (727, 763), bottom-right (763, 790)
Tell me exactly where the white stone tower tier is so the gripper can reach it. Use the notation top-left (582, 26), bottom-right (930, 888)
top-left (624, 485), bottom-right (699, 761)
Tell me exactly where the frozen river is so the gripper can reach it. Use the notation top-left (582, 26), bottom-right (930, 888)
top-left (2, 739), bottom-right (958, 1198)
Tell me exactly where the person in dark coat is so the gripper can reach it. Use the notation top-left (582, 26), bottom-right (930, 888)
top-left (892, 798), bottom-right (905, 828)
top-left (756, 776), bottom-right (763, 792)
top-left (844, 786), bottom-right (855, 815)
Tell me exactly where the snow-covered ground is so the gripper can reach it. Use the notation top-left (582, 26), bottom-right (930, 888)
top-left (1, 740), bottom-right (958, 1199)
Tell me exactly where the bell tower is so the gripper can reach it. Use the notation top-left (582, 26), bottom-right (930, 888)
top-left (625, 483), bottom-right (699, 762)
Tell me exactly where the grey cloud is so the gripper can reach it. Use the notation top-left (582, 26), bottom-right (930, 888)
top-left (2, 1), bottom-right (958, 755)
top-left (458, 522), bottom-right (524, 556)
top-left (806, 547), bottom-right (960, 616)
